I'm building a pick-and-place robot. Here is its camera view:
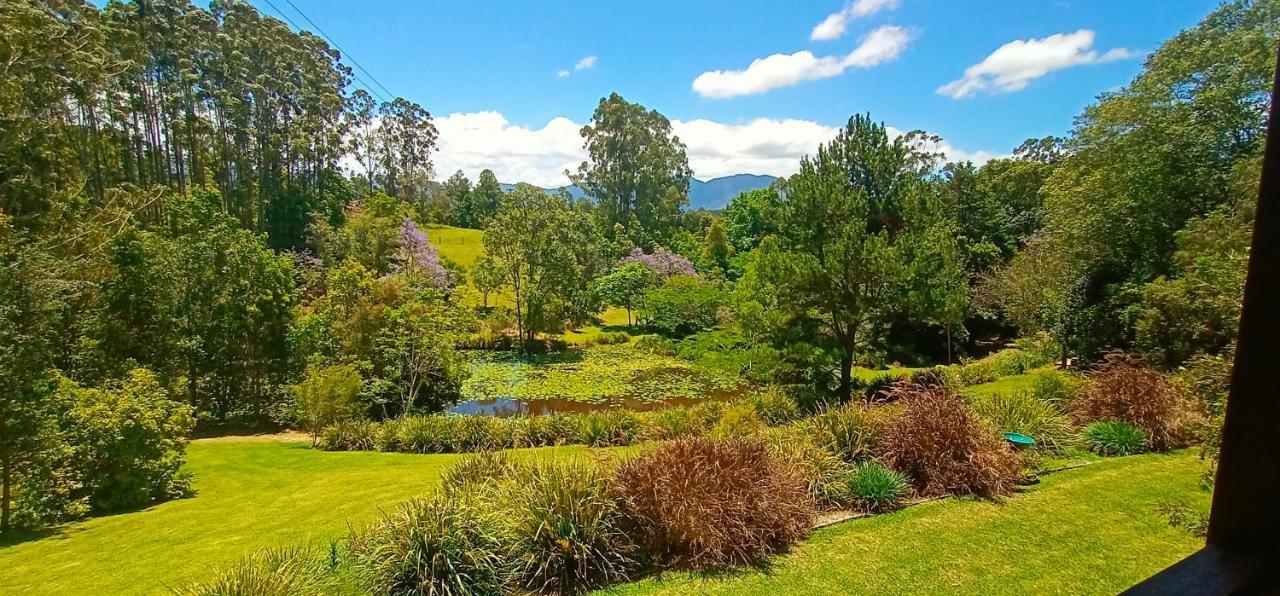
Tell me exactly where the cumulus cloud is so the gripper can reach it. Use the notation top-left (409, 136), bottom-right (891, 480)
top-left (938, 30), bottom-right (1134, 98)
top-left (433, 112), bottom-right (584, 188)
top-left (693, 26), bottom-right (911, 99)
top-left (811, 0), bottom-right (901, 41)
top-left (426, 111), bottom-right (996, 187)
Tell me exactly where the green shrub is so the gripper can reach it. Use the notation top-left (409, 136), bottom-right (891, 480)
top-left (318, 419), bottom-right (378, 451)
top-left (844, 461), bottom-right (911, 512)
top-left (578, 410), bottom-right (642, 447)
top-left (632, 334), bottom-right (676, 355)
top-left (957, 360), bottom-right (997, 386)
top-left (60, 369), bottom-right (195, 512)
top-left (1083, 421), bottom-right (1148, 456)
top-left (292, 363), bottom-right (364, 446)
top-left (172, 546), bottom-right (338, 596)
top-left (348, 493), bottom-right (510, 595)
top-left (375, 418), bottom-right (403, 451)
top-left (709, 403), bottom-right (766, 439)
top-left (586, 331), bottom-right (632, 346)
top-left (805, 402), bottom-right (893, 462)
top-left (879, 386), bottom-right (1022, 497)
top-left (1029, 370), bottom-right (1079, 404)
top-left (972, 391), bottom-right (1075, 453)
top-left (749, 387), bottom-right (801, 425)
top-left (642, 275), bottom-right (724, 337)
top-left (503, 459), bottom-right (635, 593)
top-left (688, 400), bottom-right (728, 431)
top-left (614, 437), bottom-right (813, 567)
top-left (394, 416), bottom-right (440, 453)
top-left (641, 406), bottom-right (701, 441)
top-left (449, 415), bottom-right (507, 452)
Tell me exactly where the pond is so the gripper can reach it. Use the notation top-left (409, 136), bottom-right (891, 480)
top-left (450, 346), bottom-right (745, 416)
top-left (447, 395), bottom-right (719, 417)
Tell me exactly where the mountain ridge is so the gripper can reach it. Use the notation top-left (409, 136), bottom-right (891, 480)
top-left (497, 173), bottom-right (777, 211)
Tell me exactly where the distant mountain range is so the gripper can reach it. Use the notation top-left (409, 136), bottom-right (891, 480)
top-left (498, 173), bottom-right (777, 211)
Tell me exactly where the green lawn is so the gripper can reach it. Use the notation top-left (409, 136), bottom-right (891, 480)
top-left (961, 369), bottom-right (1047, 398)
top-left (0, 437), bottom-right (596, 595)
top-left (426, 224), bottom-right (485, 268)
top-left (601, 450), bottom-right (1205, 595)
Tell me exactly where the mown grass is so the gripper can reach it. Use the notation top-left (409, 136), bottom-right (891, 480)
top-left (600, 450), bottom-right (1205, 595)
top-left (961, 369), bottom-right (1047, 399)
top-left (0, 437), bottom-right (598, 595)
top-left (853, 366), bottom-right (919, 382)
top-left (426, 224), bottom-right (485, 268)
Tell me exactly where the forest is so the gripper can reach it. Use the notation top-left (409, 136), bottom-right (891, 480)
top-left (0, 0), bottom-right (1277, 593)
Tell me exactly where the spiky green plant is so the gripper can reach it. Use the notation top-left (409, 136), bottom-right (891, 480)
top-left (843, 461), bottom-right (911, 513)
top-left (1083, 421), bottom-right (1148, 456)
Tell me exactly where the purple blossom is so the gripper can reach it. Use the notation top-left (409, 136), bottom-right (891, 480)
top-left (394, 218), bottom-right (452, 290)
top-left (619, 247), bottom-right (697, 279)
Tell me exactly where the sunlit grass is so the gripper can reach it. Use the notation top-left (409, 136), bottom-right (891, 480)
top-left (0, 437), bottom-right (598, 595)
top-left (601, 450), bottom-right (1205, 595)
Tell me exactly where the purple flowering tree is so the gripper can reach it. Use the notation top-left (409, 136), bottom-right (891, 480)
top-left (618, 247), bottom-right (697, 279)
top-left (394, 218), bottom-right (452, 290)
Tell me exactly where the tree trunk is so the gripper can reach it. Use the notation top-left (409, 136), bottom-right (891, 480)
top-left (2, 454), bottom-right (11, 533)
top-left (838, 346), bottom-right (854, 403)
top-left (945, 325), bottom-right (953, 365)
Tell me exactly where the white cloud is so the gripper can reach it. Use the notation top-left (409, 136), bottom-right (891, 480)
top-left (556, 55), bottom-right (597, 78)
top-left (427, 111), bottom-right (996, 187)
top-left (811, 0), bottom-right (901, 41)
top-left (693, 25), bottom-right (912, 99)
top-left (938, 30), bottom-right (1134, 98)
top-left (433, 112), bottom-right (584, 188)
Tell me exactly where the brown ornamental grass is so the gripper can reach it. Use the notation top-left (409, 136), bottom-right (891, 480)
top-left (613, 436), bottom-right (814, 568)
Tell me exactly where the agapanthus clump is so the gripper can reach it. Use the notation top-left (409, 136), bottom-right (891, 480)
top-left (618, 247), bottom-right (697, 279)
top-left (395, 218), bottom-right (452, 290)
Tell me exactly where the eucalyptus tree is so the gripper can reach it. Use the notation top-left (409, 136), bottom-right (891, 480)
top-left (571, 93), bottom-right (692, 244)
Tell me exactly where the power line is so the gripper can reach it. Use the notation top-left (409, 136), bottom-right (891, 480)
top-left (278, 0), bottom-right (399, 102)
top-left (257, 0), bottom-right (394, 103)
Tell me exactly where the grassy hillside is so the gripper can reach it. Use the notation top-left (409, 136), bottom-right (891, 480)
top-left (0, 438), bottom-right (597, 595)
top-left (426, 224), bottom-right (485, 268)
top-left (602, 451), bottom-right (1205, 595)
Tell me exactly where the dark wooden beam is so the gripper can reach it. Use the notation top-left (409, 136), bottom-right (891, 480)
top-left (1206, 44), bottom-right (1280, 551)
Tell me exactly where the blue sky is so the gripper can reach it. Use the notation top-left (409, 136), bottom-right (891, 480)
top-left (219, 0), bottom-right (1217, 184)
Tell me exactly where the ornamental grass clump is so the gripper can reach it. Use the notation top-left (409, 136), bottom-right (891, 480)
top-left (805, 401), bottom-right (894, 462)
top-left (578, 410), bottom-right (642, 447)
top-left (641, 406), bottom-right (701, 440)
top-left (748, 386), bottom-right (801, 425)
top-left (503, 459), bottom-right (636, 594)
top-left (762, 426), bottom-right (851, 509)
top-left (843, 460), bottom-right (911, 513)
top-left (1071, 355), bottom-right (1185, 450)
top-left (1083, 421), bottom-right (1149, 456)
top-left (879, 386), bottom-right (1022, 497)
top-left (348, 492), bottom-right (510, 595)
top-left (972, 391), bottom-right (1075, 453)
top-left (173, 546), bottom-right (338, 596)
top-left (440, 451), bottom-right (519, 496)
top-left (613, 436), bottom-right (813, 567)
top-left (317, 419), bottom-right (377, 451)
